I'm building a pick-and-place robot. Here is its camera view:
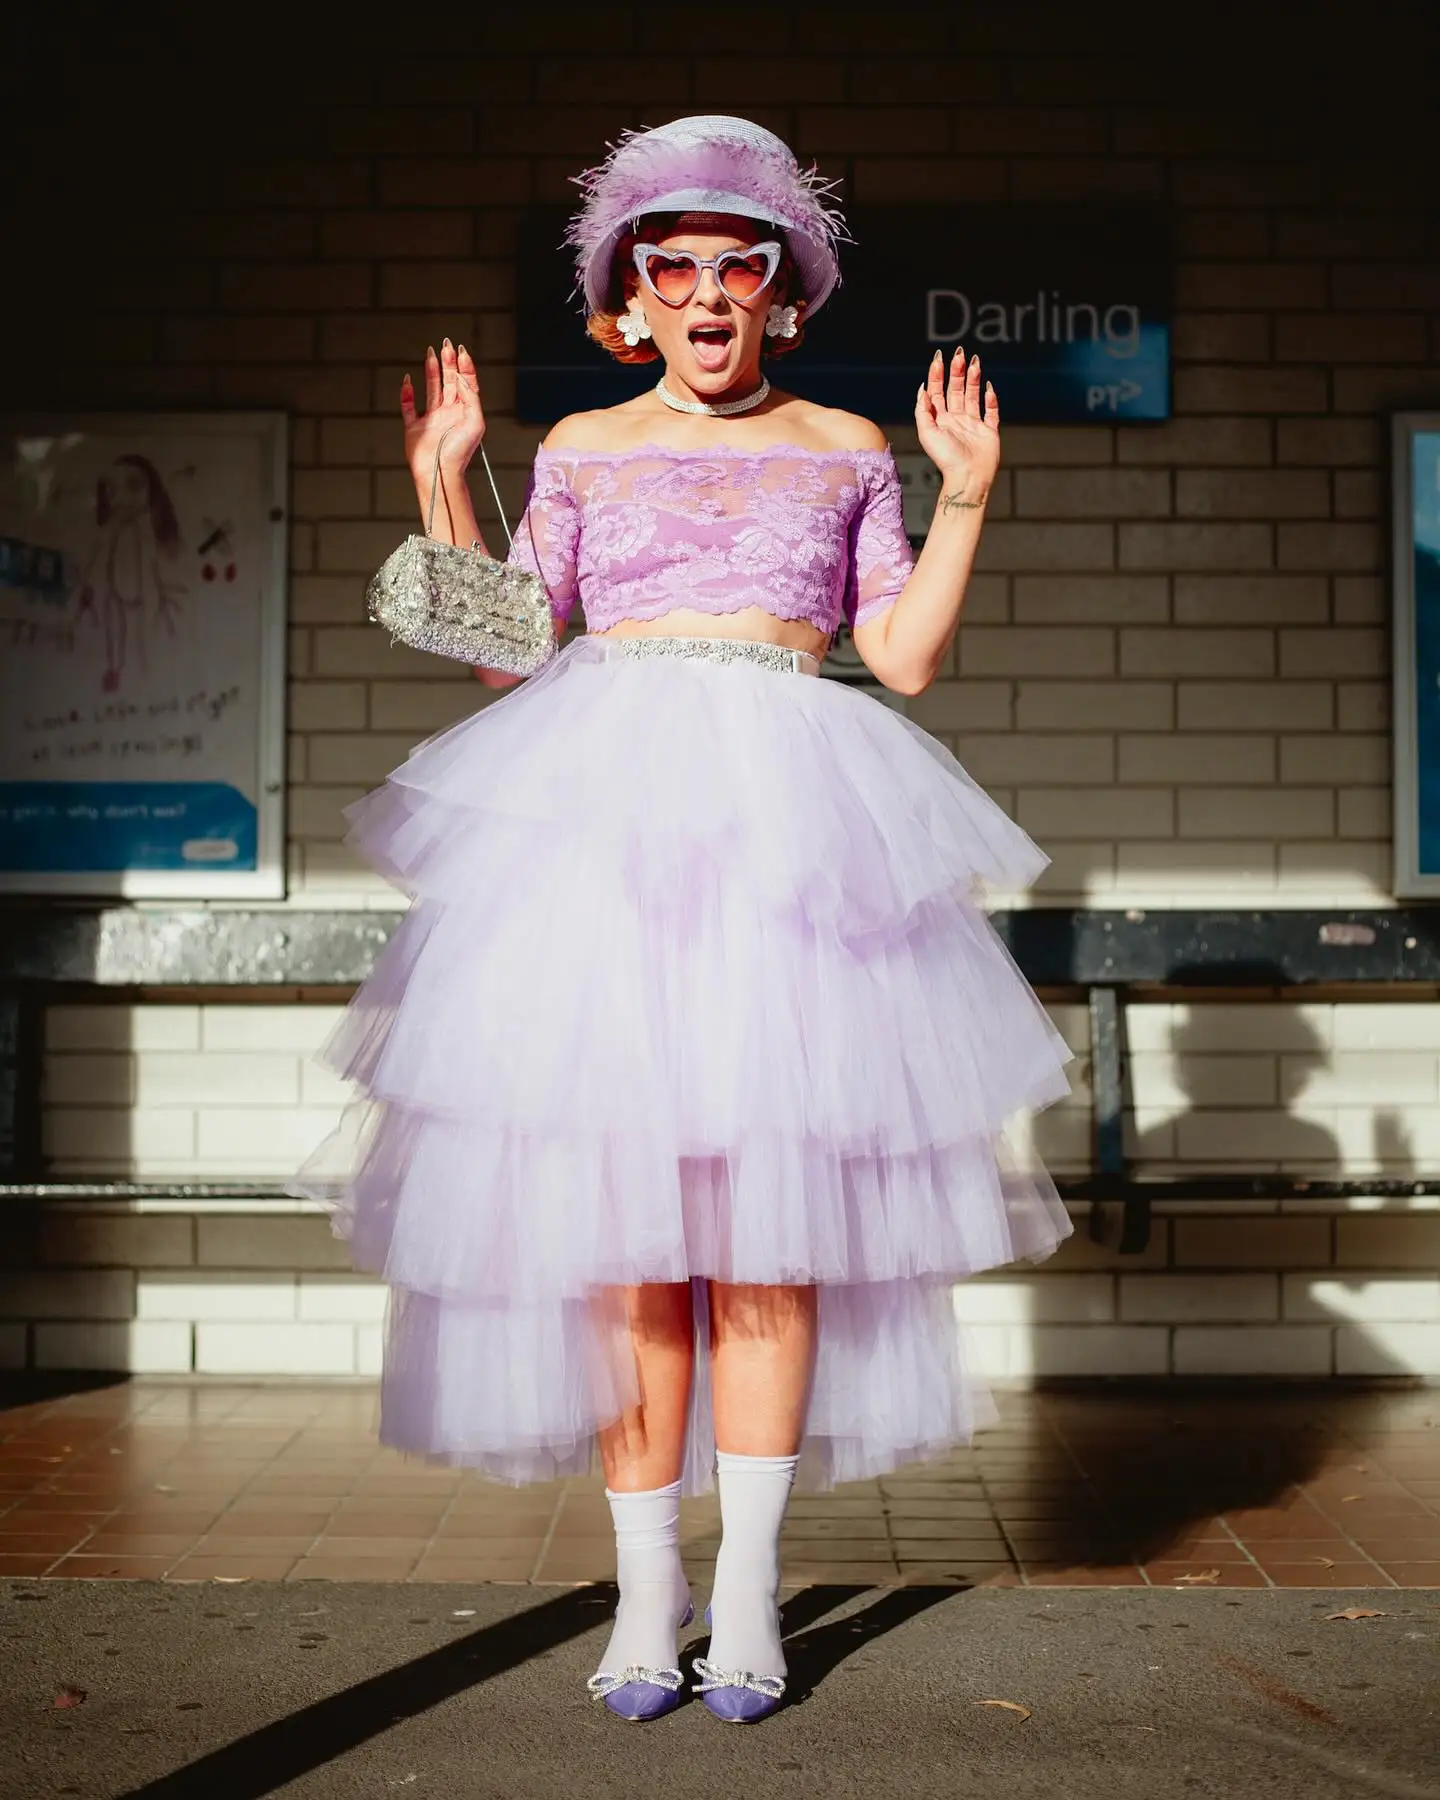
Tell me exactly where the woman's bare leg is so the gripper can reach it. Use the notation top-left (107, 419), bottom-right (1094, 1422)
top-left (590, 1282), bottom-right (695, 1696)
top-left (705, 1282), bottom-right (818, 1690)
top-left (709, 1282), bottom-right (818, 1454)
top-left (597, 1280), bottom-right (695, 1489)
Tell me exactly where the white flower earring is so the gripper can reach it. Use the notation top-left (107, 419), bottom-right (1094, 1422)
top-left (617, 309), bottom-right (653, 347)
top-left (765, 303), bottom-right (799, 340)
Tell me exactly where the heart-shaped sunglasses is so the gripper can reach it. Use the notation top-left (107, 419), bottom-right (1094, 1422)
top-left (631, 240), bottom-right (782, 307)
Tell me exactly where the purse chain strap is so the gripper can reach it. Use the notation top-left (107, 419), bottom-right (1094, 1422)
top-left (426, 427), bottom-right (514, 551)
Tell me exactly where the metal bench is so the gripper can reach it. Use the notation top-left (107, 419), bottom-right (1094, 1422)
top-left (3, 905), bottom-right (1439, 1254)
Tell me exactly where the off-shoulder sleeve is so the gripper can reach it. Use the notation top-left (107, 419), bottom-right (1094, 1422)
top-left (505, 450), bottom-right (580, 627)
top-left (843, 451), bottom-right (914, 630)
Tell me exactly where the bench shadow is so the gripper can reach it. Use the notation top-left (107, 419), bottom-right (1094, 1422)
top-left (114, 1586), bottom-right (614, 1800)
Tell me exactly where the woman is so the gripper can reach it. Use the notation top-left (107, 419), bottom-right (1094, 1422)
top-left (298, 116), bottom-right (1071, 1725)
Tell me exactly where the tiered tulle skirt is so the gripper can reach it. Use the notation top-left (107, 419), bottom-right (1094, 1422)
top-left (293, 636), bottom-right (1074, 1492)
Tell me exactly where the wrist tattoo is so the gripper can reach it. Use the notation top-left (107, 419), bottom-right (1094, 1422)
top-left (939, 489), bottom-right (987, 515)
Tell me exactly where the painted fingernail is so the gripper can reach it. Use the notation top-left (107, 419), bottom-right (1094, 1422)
top-left (457, 343), bottom-right (467, 354)
top-left (444, 336), bottom-right (453, 347)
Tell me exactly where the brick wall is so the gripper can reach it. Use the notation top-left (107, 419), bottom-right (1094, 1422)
top-left (11, 8), bottom-right (1439, 907)
top-left (6, 8), bottom-right (1439, 1379)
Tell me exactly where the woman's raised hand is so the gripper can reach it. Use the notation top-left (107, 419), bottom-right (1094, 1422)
top-left (401, 338), bottom-right (486, 493)
top-left (915, 348), bottom-right (1001, 502)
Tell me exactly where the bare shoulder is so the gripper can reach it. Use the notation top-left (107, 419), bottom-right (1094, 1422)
top-left (771, 394), bottom-right (889, 453)
top-left (541, 410), bottom-right (611, 452)
top-left (542, 397), bottom-right (665, 453)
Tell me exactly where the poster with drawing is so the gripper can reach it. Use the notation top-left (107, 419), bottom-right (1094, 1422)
top-left (0, 413), bottom-right (287, 896)
top-left (1392, 414), bottom-right (1440, 898)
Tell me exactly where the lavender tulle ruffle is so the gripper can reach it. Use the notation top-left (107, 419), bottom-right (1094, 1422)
top-left (292, 635), bottom-right (1074, 1493)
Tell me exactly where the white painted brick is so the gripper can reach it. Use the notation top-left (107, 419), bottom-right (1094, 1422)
top-left (1030, 842), bottom-right (1115, 899)
top-left (42, 1108), bottom-right (197, 1168)
top-left (299, 1061), bottom-right (356, 1109)
top-left (1018, 788), bottom-right (1174, 840)
top-left (1335, 1323), bottom-right (1440, 1376)
top-left (1173, 1217), bottom-right (1332, 1268)
top-left (37, 1213), bottom-right (193, 1268)
top-left (196, 1320), bottom-right (357, 1374)
top-left (369, 682), bottom-right (485, 732)
top-left (1276, 844), bottom-right (1390, 895)
top-left (289, 681), bottom-right (368, 731)
top-left (309, 732), bottom-right (423, 785)
top-left (356, 1322), bottom-right (385, 1375)
top-left (137, 1053), bottom-right (299, 1107)
top-left (1045, 1219), bottom-right (1171, 1270)
top-left (1284, 1276), bottom-right (1440, 1323)
top-left (1173, 1326), bottom-right (1331, 1376)
top-left (1336, 682), bottom-right (1387, 731)
top-left (954, 734), bottom-right (1115, 785)
top-left (1177, 788), bottom-right (1334, 839)
top-left (196, 1215), bottom-right (355, 1272)
top-left (907, 680), bottom-right (1013, 733)
top-left (1176, 682), bottom-right (1332, 731)
top-left (34, 1321), bottom-right (193, 1374)
top-left (1332, 1005), bottom-right (1440, 1052)
top-left (1168, 1004), bottom-right (1335, 1054)
top-left (297, 1276), bottom-right (388, 1322)
top-left (44, 1054), bottom-right (135, 1106)
top-left (1128, 1052), bottom-right (1277, 1109)
top-left (1115, 842), bottom-right (1278, 891)
top-left (201, 1006), bottom-right (345, 1052)
top-left (45, 1006), bottom-right (200, 1052)
top-left (0, 1269), bottom-right (135, 1321)
top-left (1335, 1215), bottom-right (1440, 1269)
top-left (1279, 735), bottom-right (1389, 785)
top-left (1120, 1273), bottom-right (1279, 1322)
top-left (1012, 575), bottom-right (1169, 624)
top-left (1015, 682), bottom-right (1172, 730)
top-left (1175, 1109), bottom-right (1339, 1163)
top-left (0, 1325), bottom-right (26, 1369)
top-left (1337, 788), bottom-right (1389, 840)
top-left (1018, 1325), bottom-right (1171, 1376)
top-left (960, 627), bottom-right (1115, 677)
top-left (1287, 1053), bottom-right (1438, 1106)
top-left (136, 1273), bottom-right (299, 1322)
top-left (1117, 734), bottom-right (1275, 785)
top-left (956, 1274), bottom-right (1114, 1325)
top-left (1120, 628), bottom-right (1274, 678)
top-left (197, 1107), bottom-right (345, 1164)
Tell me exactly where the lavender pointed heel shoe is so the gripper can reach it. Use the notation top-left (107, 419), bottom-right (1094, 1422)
top-left (586, 1601), bottom-right (695, 1721)
top-left (693, 1602), bottom-right (787, 1724)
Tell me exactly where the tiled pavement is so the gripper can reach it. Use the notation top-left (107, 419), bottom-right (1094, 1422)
top-left (1, 1379), bottom-right (1436, 1588)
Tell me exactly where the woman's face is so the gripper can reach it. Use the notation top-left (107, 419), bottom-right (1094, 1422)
top-left (625, 213), bottom-right (783, 398)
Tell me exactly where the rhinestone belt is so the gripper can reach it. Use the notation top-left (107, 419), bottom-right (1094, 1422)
top-left (595, 636), bottom-right (821, 676)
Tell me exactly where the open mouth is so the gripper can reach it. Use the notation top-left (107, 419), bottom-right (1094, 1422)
top-left (687, 320), bottom-right (735, 370)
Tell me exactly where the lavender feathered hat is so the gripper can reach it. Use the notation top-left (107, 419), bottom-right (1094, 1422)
top-left (566, 115), bottom-right (850, 317)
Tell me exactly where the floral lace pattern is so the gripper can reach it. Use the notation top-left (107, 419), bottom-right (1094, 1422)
top-left (505, 443), bottom-right (914, 636)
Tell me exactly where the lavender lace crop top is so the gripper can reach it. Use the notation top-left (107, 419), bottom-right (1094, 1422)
top-left (504, 442), bottom-right (915, 637)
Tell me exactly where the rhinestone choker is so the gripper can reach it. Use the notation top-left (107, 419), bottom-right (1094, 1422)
top-left (655, 375), bottom-right (771, 417)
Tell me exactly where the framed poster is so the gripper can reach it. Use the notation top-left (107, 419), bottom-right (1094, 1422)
top-left (0, 413), bottom-right (287, 897)
top-left (1393, 413), bottom-right (1440, 897)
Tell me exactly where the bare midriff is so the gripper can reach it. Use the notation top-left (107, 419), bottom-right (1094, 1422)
top-left (593, 605), bottom-right (830, 660)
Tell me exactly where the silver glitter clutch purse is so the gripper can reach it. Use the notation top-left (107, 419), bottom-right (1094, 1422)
top-left (365, 437), bottom-right (557, 676)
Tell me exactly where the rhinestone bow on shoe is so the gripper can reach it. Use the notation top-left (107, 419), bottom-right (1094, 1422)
top-left (586, 1665), bottom-right (685, 1699)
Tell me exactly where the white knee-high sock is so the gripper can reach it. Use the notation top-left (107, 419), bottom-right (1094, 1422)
top-left (707, 1450), bottom-right (798, 1678)
top-left (596, 1480), bottom-right (691, 1677)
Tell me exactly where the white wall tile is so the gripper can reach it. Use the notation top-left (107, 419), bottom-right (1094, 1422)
top-left (33, 1321), bottom-right (193, 1373)
top-left (1120, 1273), bottom-right (1279, 1322)
top-left (1017, 1326), bottom-right (1171, 1376)
top-left (137, 1054), bottom-right (300, 1107)
top-left (195, 1321), bottom-right (357, 1374)
top-left (1173, 1326), bottom-right (1331, 1375)
top-left (136, 1274), bottom-right (299, 1322)
top-left (1284, 1276), bottom-right (1440, 1323)
top-left (1335, 1323), bottom-right (1440, 1376)
top-left (196, 1215), bottom-right (355, 1272)
top-left (297, 1277), bottom-right (388, 1322)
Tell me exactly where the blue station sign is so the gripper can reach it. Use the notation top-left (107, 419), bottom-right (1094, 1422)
top-left (516, 205), bottom-right (1170, 426)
